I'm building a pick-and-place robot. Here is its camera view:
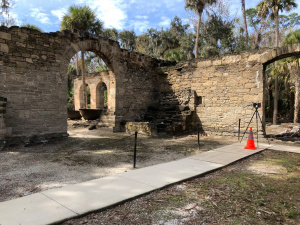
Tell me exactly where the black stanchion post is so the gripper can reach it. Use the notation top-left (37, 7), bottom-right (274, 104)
top-left (238, 119), bottom-right (241, 141)
top-left (133, 131), bottom-right (137, 168)
top-left (256, 109), bottom-right (259, 148)
top-left (197, 124), bottom-right (200, 150)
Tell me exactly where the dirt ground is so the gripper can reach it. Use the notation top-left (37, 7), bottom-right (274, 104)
top-left (0, 122), bottom-right (238, 202)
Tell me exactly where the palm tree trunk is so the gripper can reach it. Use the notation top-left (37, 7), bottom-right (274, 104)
top-left (275, 11), bottom-right (279, 47)
top-left (294, 77), bottom-right (299, 123)
top-left (241, 0), bottom-right (248, 38)
top-left (76, 53), bottom-right (79, 76)
top-left (269, 87), bottom-right (274, 118)
top-left (272, 9), bottom-right (280, 125)
top-left (195, 14), bottom-right (201, 58)
top-left (81, 50), bottom-right (87, 109)
top-left (273, 73), bottom-right (279, 124)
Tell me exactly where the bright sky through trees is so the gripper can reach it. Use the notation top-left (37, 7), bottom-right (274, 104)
top-left (9, 0), bottom-right (300, 34)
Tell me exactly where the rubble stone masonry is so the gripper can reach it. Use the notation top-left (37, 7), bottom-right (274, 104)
top-left (0, 26), bottom-right (170, 143)
top-left (0, 97), bottom-right (7, 138)
top-left (1, 24), bottom-right (299, 143)
top-left (161, 45), bottom-right (300, 135)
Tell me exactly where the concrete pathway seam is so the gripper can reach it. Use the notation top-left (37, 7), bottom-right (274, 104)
top-left (116, 168), bottom-right (168, 188)
top-left (40, 193), bottom-right (79, 216)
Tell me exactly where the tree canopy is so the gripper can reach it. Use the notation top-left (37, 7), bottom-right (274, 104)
top-left (60, 5), bottom-right (103, 34)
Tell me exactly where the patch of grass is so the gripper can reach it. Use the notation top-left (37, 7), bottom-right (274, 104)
top-left (256, 198), bottom-right (265, 206)
top-left (163, 194), bottom-right (186, 208)
top-left (287, 210), bottom-right (300, 218)
top-left (288, 176), bottom-right (299, 182)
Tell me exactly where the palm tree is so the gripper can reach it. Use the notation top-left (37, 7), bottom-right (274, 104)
top-left (257, 0), bottom-right (297, 48)
top-left (257, 0), bottom-right (297, 124)
top-left (290, 58), bottom-right (300, 123)
top-left (241, 0), bottom-right (248, 39)
top-left (60, 5), bottom-right (103, 109)
top-left (185, 0), bottom-right (217, 58)
top-left (282, 29), bottom-right (300, 123)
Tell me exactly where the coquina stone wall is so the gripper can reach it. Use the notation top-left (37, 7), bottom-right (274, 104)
top-left (73, 71), bottom-right (115, 128)
top-left (160, 45), bottom-right (300, 135)
top-left (0, 27), bottom-right (70, 143)
top-left (1, 24), bottom-right (299, 143)
top-left (0, 97), bottom-right (7, 148)
top-left (74, 71), bottom-right (111, 110)
top-left (0, 26), bottom-right (169, 143)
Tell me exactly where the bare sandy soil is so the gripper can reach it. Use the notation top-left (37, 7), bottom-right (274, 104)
top-left (0, 123), bottom-right (237, 202)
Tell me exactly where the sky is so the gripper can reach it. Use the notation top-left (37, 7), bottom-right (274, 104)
top-left (8, 0), bottom-right (300, 35)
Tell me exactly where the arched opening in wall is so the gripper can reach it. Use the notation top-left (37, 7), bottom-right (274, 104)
top-left (264, 55), bottom-right (300, 126)
top-left (96, 82), bottom-right (108, 110)
top-left (86, 85), bottom-right (91, 109)
top-left (68, 51), bottom-right (109, 111)
top-left (67, 47), bottom-right (117, 130)
top-left (79, 85), bottom-right (85, 109)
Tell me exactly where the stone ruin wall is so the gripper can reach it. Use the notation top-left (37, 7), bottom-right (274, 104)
top-left (161, 55), bottom-right (264, 135)
top-left (0, 26), bottom-right (168, 143)
top-left (0, 26), bottom-right (70, 143)
top-left (160, 44), bottom-right (300, 135)
top-left (73, 71), bottom-right (115, 128)
top-left (0, 97), bottom-right (7, 147)
top-left (1, 24), bottom-right (299, 143)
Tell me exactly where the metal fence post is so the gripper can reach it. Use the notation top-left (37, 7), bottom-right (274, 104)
top-left (197, 124), bottom-right (200, 150)
top-left (133, 131), bottom-right (137, 168)
top-left (238, 119), bottom-right (241, 141)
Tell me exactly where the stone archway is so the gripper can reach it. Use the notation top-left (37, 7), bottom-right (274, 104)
top-left (74, 71), bottom-right (113, 110)
top-left (73, 70), bottom-right (116, 128)
top-left (78, 84), bottom-right (85, 109)
top-left (2, 25), bottom-right (298, 141)
top-left (0, 27), bottom-right (164, 141)
top-left (64, 36), bottom-right (161, 131)
top-left (96, 82), bottom-right (108, 110)
top-left (65, 38), bottom-right (121, 130)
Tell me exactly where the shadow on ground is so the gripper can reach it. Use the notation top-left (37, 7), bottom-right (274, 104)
top-left (0, 127), bottom-right (235, 202)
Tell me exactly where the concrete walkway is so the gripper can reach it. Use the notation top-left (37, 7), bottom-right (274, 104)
top-left (0, 142), bottom-right (298, 225)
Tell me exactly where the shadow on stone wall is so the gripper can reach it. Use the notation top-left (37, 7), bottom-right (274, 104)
top-left (142, 72), bottom-right (203, 136)
top-left (0, 97), bottom-right (7, 150)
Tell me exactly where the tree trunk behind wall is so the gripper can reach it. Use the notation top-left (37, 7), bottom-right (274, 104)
top-left (272, 9), bottom-right (280, 125)
top-left (241, 0), bottom-right (248, 39)
top-left (194, 14), bottom-right (201, 58)
top-left (81, 51), bottom-right (87, 109)
top-left (275, 11), bottom-right (280, 48)
top-left (76, 53), bottom-right (80, 76)
top-left (273, 73), bottom-right (279, 125)
top-left (294, 77), bottom-right (300, 123)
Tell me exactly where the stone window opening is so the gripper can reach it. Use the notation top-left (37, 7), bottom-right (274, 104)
top-left (79, 84), bottom-right (91, 109)
top-left (196, 95), bottom-right (203, 105)
top-left (86, 85), bottom-right (91, 109)
top-left (97, 82), bottom-right (108, 110)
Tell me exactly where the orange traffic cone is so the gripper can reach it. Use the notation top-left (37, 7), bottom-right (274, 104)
top-left (244, 127), bottom-right (257, 150)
